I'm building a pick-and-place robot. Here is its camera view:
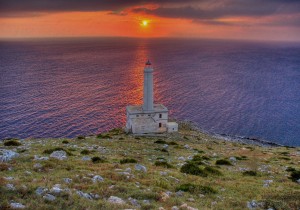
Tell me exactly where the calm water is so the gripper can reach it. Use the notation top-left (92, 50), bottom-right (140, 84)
top-left (0, 38), bottom-right (300, 146)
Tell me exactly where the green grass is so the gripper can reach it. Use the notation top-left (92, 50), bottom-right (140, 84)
top-left (180, 163), bottom-right (208, 177)
top-left (176, 183), bottom-right (217, 194)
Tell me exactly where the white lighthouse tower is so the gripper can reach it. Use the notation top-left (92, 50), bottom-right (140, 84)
top-left (143, 60), bottom-right (154, 111)
top-left (125, 60), bottom-right (178, 134)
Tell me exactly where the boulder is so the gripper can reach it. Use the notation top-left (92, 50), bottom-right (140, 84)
top-left (34, 155), bottom-right (49, 161)
top-left (50, 151), bottom-right (67, 160)
top-left (63, 178), bottom-right (72, 184)
top-left (92, 175), bottom-right (104, 183)
top-left (35, 187), bottom-right (48, 196)
top-left (10, 202), bottom-right (25, 209)
top-left (0, 149), bottom-right (19, 162)
top-left (43, 194), bottom-right (56, 201)
top-left (135, 164), bottom-right (147, 173)
top-left (108, 196), bottom-right (126, 205)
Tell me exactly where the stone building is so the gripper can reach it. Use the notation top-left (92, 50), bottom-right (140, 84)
top-left (126, 60), bottom-right (178, 134)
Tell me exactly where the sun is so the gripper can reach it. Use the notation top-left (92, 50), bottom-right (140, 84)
top-left (141, 20), bottom-right (149, 27)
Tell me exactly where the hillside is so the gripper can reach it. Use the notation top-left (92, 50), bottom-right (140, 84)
top-left (1, 123), bottom-right (300, 210)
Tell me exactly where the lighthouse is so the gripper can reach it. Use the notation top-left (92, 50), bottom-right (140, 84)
top-left (143, 60), bottom-right (154, 111)
top-left (125, 60), bottom-right (178, 134)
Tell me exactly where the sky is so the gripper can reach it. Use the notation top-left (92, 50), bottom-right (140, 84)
top-left (0, 0), bottom-right (300, 41)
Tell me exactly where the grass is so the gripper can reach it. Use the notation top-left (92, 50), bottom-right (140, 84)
top-left (43, 147), bottom-right (73, 156)
top-left (0, 124), bottom-right (299, 209)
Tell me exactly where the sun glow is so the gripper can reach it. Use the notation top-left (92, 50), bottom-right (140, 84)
top-left (141, 20), bottom-right (149, 27)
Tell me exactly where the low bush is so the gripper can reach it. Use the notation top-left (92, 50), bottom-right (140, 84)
top-left (161, 148), bottom-right (168, 153)
top-left (216, 159), bottom-right (232, 165)
top-left (154, 140), bottom-right (167, 144)
top-left (180, 163), bottom-right (207, 177)
top-left (176, 183), bottom-right (217, 194)
top-left (4, 140), bottom-right (21, 146)
top-left (235, 156), bottom-right (248, 160)
top-left (204, 166), bottom-right (222, 175)
top-left (62, 140), bottom-right (69, 144)
top-left (80, 149), bottom-right (91, 155)
top-left (289, 170), bottom-right (300, 182)
top-left (286, 167), bottom-right (296, 172)
top-left (77, 135), bottom-right (85, 140)
top-left (120, 158), bottom-right (137, 164)
top-left (168, 141), bottom-right (178, 145)
top-left (154, 161), bottom-right (174, 168)
top-left (243, 170), bottom-right (257, 176)
top-left (91, 156), bottom-right (106, 163)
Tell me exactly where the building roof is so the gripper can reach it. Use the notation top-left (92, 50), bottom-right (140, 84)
top-left (126, 104), bottom-right (168, 114)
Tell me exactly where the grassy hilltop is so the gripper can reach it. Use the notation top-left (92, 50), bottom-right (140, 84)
top-left (1, 123), bottom-right (300, 210)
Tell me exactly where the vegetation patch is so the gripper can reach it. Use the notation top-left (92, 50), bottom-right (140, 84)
top-left (154, 161), bottom-right (174, 168)
top-left (180, 163), bottom-right (207, 177)
top-left (97, 133), bottom-right (111, 139)
top-left (91, 156), bottom-right (106, 163)
top-left (80, 149), bottom-right (92, 155)
top-left (176, 183), bottom-right (217, 194)
top-left (243, 170), bottom-right (257, 176)
top-left (235, 156), bottom-right (248, 160)
top-left (4, 140), bottom-right (21, 146)
top-left (168, 141), bottom-right (178, 145)
top-left (77, 135), bottom-right (85, 140)
top-left (216, 159), bottom-right (232, 166)
top-left (120, 158), bottom-right (137, 164)
top-left (154, 140), bottom-right (167, 144)
top-left (204, 166), bottom-right (222, 175)
top-left (289, 170), bottom-right (300, 182)
top-left (62, 140), bottom-right (69, 144)
top-left (285, 167), bottom-right (296, 172)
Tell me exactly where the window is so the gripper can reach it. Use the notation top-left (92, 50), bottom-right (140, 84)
top-left (159, 123), bottom-right (162, 128)
top-left (159, 114), bottom-right (162, 118)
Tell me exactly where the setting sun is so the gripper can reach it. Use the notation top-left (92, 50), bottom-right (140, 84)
top-left (141, 20), bottom-right (149, 27)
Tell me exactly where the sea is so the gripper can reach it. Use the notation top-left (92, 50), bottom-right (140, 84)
top-left (0, 37), bottom-right (299, 146)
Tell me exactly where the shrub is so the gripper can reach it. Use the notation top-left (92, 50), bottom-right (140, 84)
top-left (289, 170), bottom-right (300, 182)
top-left (216, 159), bottom-right (232, 165)
top-left (62, 140), bottom-right (69, 144)
top-left (168, 141), bottom-right (178, 145)
top-left (97, 134), bottom-right (111, 139)
top-left (154, 140), bottom-right (166, 144)
top-left (154, 161), bottom-right (174, 168)
top-left (119, 137), bottom-right (124, 140)
top-left (77, 135), bottom-right (85, 140)
top-left (92, 156), bottom-right (106, 163)
top-left (235, 156), bottom-right (248, 160)
top-left (161, 148), bottom-right (168, 153)
top-left (180, 163), bottom-right (207, 177)
top-left (204, 166), bottom-right (222, 175)
top-left (4, 140), bottom-right (21, 146)
top-left (120, 158), bottom-right (137, 164)
top-left (135, 137), bottom-right (141, 140)
top-left (176, 183), bottom-right (217, 194)
top-left (80, 149), bottom-right (91, 155)
top-left (286, 167), bottom-right (296, 172)
top-left (243, 170), bottom-right (257, 176)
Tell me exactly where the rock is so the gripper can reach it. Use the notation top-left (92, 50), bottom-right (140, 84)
top-left (6, 183), bottom-right (16, 191)
top-left (50, 151), bottom-right (67, 160)
top-left (82, 156), bottom-right (91, 161)
top-left (25, 171), bottom-right (32, 175)
top-left (10, 202), bottom-right (25, 209)
top-left (125, 167), bottom-right (132, 173)
top-left (176, 190), bottom-right (184, 197)
top-left (108, 196), bottom-right (126, 205)
top-left (135, 164), bottom-right (147, 173)
top-left (63, 178), bottom-right (72, 184)
top-left (229, 157), bottom-right (237, 162)
top-left (33, 163), bottom-right (42, 169)
top-left (184, 144), bottom-right (190, 149)
top-left (297, 179), bottom-right (300, 184)
top-left (263, 180), bottom-right (273, 187)
top-left (43, 193), bottom-right (56, 201)
top-left (178, 156), bottom-right (186, 161)
top-left (180, 203), bottom-right (198, 210)
top-left (247, 200), bottom-right (265, 209)
top-left (128, 197), bottom-right (140, 207)
top-left (163, 144), bottom-right (169, 149)
top-left (34, 155), bottom-right (49, 161)
top-left (92, 175), bottom-right (104, 183)
top-left (50, 184), bottom-right (63, 194)
top-left (159, 192), bottom-right (170, 202)
top-left (76, 190), bottom-right (100, 200)
top-left (199, 194), bottom-right (205, 198)
top-left (172, 206), bottom-right (179, 210)
top-left (4, 176), bottom-right (14, 180)
top-left (158, 207), bottom-right (165, 210)
top-left (143, 200), bottom-right (150, 205)
top-left (187, 198), bottom-right (195, 202)
top-left (35, 187), bottom-right (48, 196)
top-left (160, 171), bottom-right (168, 176)
top-left (0, 149), bottom-right (19, 162)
